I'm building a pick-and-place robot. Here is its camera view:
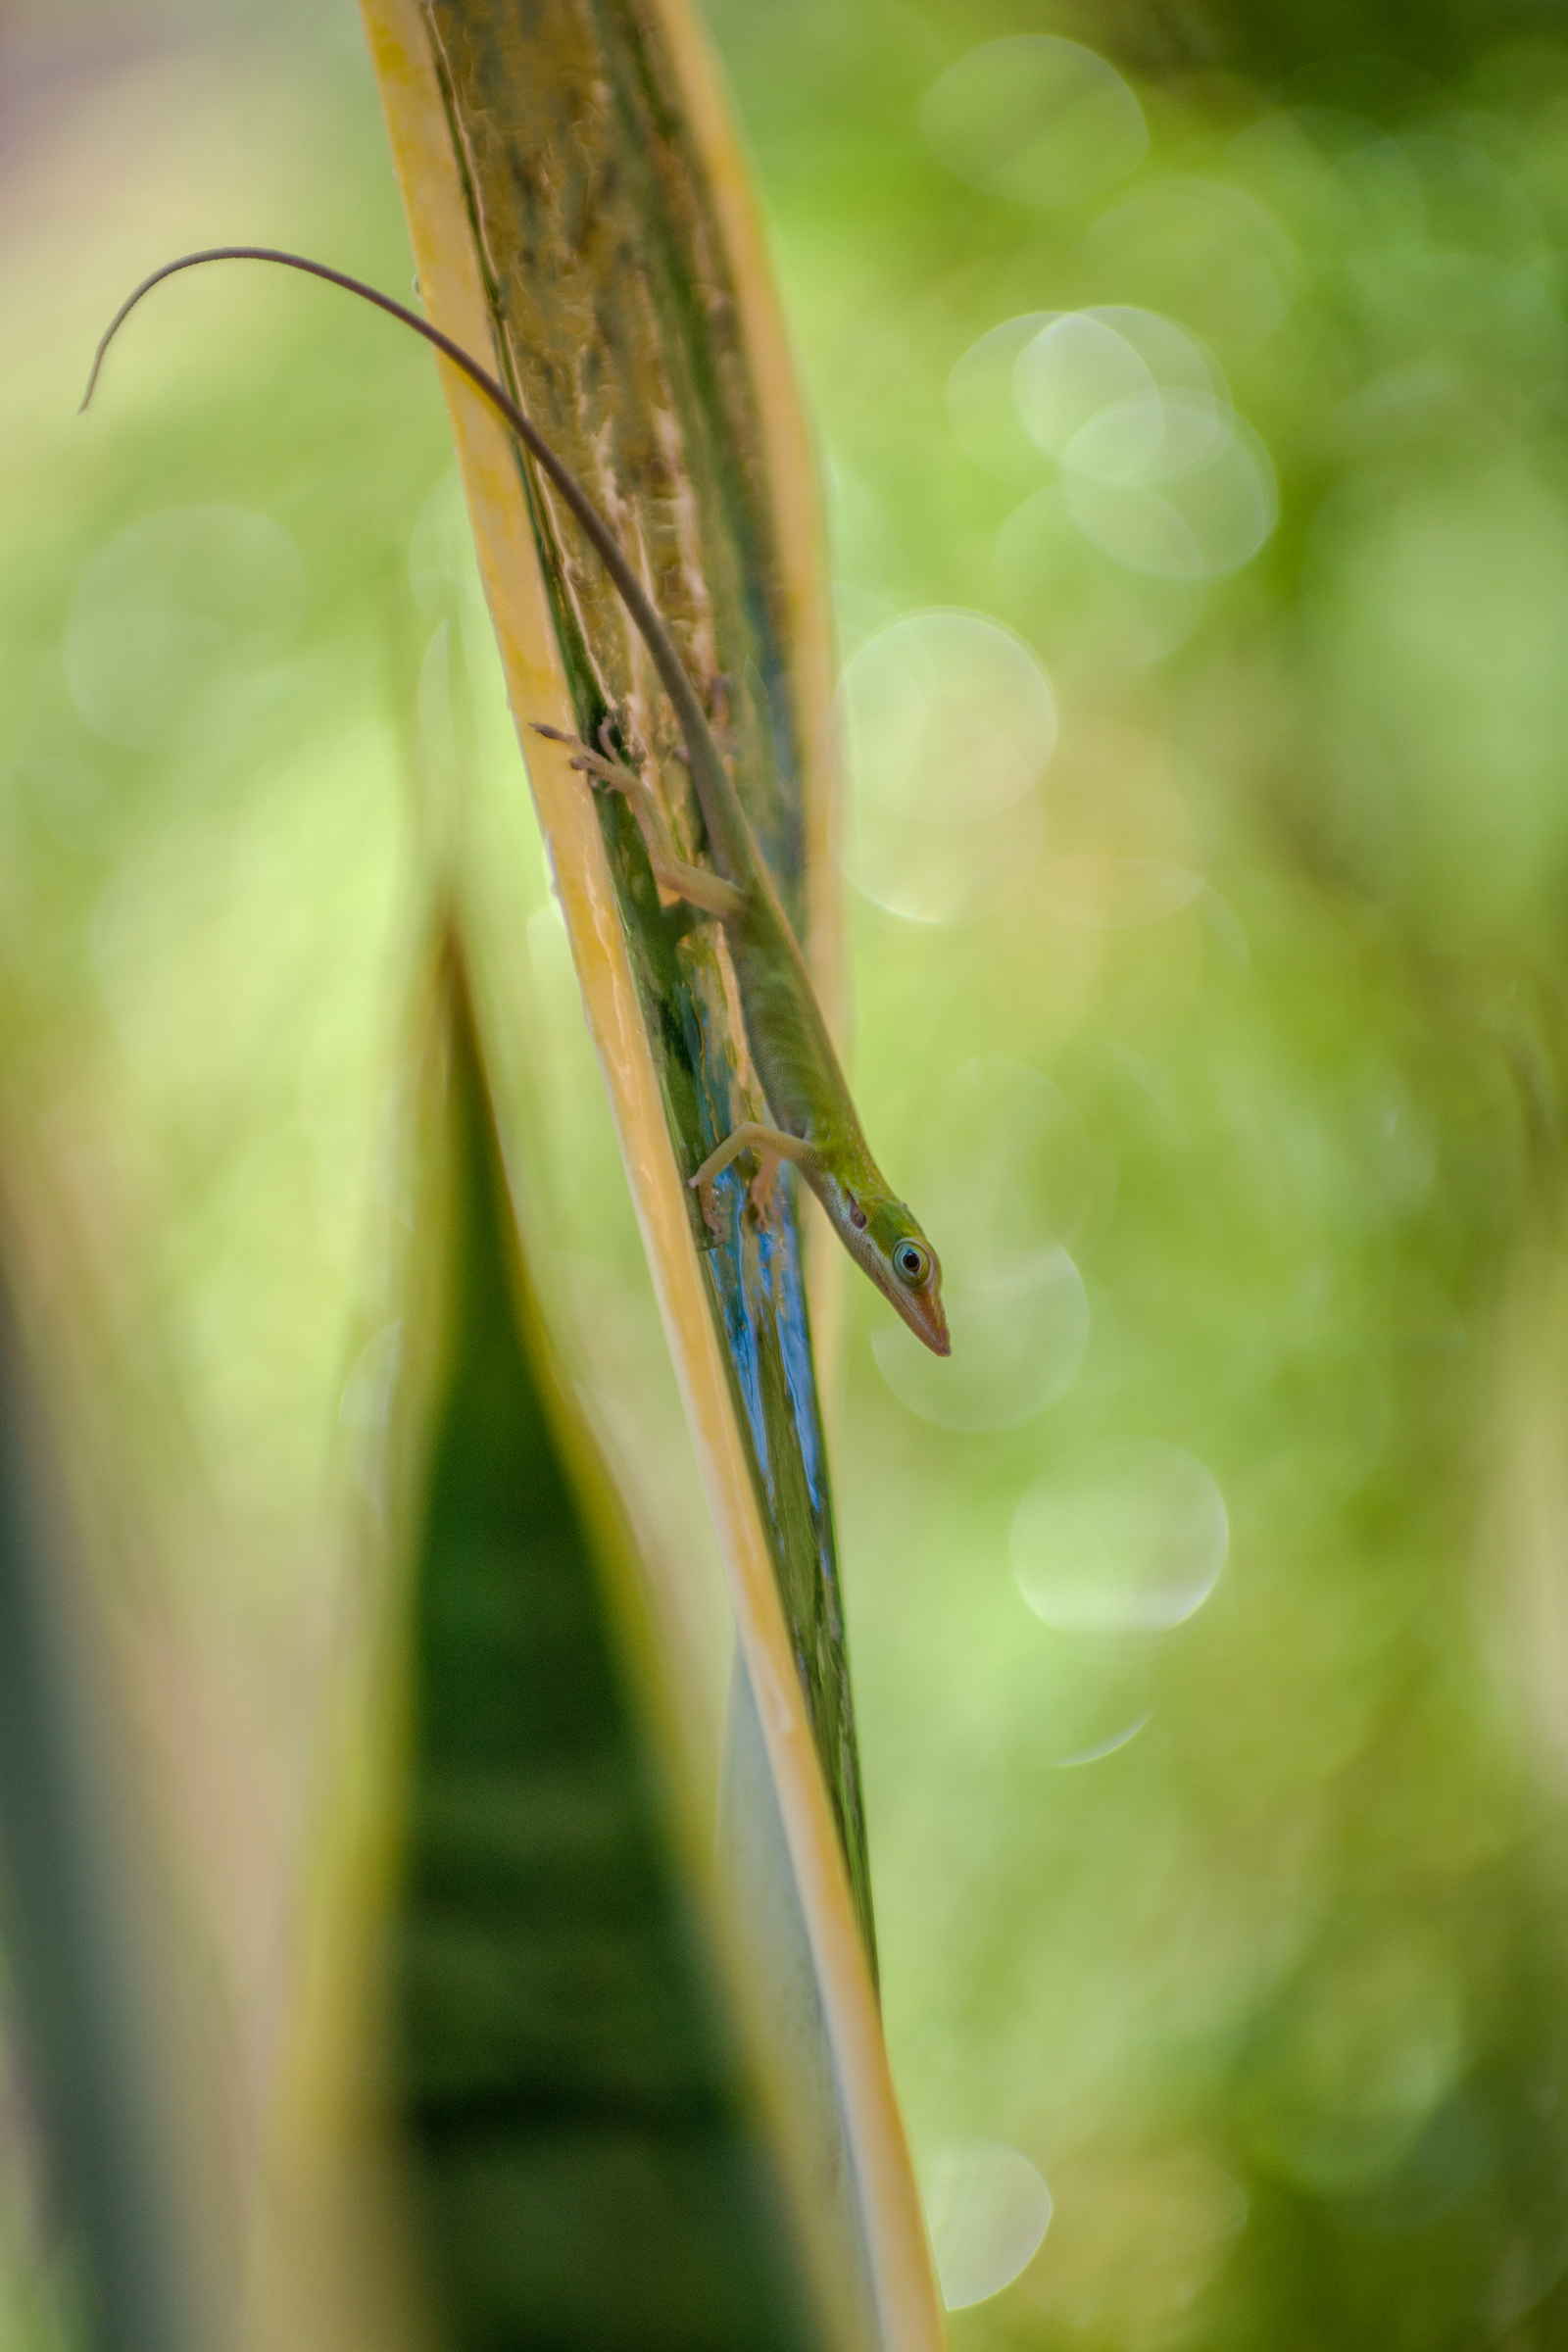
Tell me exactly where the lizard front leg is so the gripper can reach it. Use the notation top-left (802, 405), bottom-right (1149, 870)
top-left (532, 721), bottom-right (745, 921)
top-left (688, 1121), bottom-right (820, 1239)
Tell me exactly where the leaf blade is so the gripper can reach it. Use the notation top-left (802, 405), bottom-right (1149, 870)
top-left (359, 3), bottom-right (944, 2341)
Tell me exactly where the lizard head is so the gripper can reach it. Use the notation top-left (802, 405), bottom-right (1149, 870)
top-left (852, 1197), bottom-right (950, 1356)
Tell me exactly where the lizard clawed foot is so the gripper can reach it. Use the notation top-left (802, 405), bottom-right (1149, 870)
top-left (687, 1171), bottom-right (727, 1242)
top-left (749, 1155), bottom-right (781, 1229)
top-left (530, 718), bottom-right (640, 794)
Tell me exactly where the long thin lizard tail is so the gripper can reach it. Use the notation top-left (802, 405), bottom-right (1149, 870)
top-left (81, 245), bottom-right (736, 828)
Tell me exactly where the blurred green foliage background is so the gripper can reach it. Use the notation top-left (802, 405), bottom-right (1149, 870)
top-left (6, 0), bottom-right (1568, 2344)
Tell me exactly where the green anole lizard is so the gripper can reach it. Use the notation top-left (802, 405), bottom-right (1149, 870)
top-left (84, 248), bottom-right (951, 1357)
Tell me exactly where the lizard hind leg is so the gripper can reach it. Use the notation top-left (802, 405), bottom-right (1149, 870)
top-left (529, 719), bottom-right (745, 922)
top-left (531, 717), bottom-right (638, 793)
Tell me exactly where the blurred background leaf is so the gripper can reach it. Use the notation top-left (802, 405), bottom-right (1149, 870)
top-left (386, 945), bottom-right (843, 2351)
top-left (0, 1240), bottom-right (209, 2352)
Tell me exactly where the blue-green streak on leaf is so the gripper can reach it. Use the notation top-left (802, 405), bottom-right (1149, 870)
top-left (392, 961), bottom-right (830, 2348)
top-left (416, 0), bottom-right (877, 1971)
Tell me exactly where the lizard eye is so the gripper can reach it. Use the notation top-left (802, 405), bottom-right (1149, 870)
top-left (893, 1241), bottom-right (930, 1287)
